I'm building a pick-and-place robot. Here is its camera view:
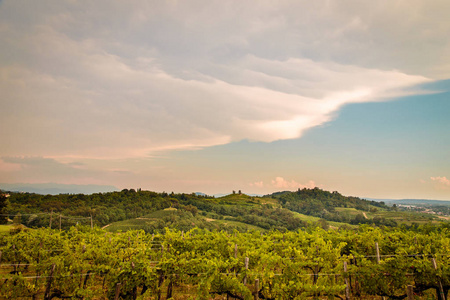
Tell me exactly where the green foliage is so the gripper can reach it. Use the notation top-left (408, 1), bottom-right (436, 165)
top-left (4, 188), bottom-right (446, 233)
top-left (6, 190), bottom-right (310, 232)
top-left (272, 188), bottom-right (400, 226)
top-left (1, 225), bottom-right (450, 299)
top-left (0, 193), bottom-right (8, 224)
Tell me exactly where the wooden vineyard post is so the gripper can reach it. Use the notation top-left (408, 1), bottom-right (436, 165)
top-left (375, 242), bottom-right (380, 264)
top-left (0, 250), bottom-right (2, 264)
top-left (431, 257), bottom-right (446, 300)
top-left (44, 263), bottom-right (56, 300)
top-left (49, 210), bottom-right (53, 229)
top-left (90, 214), bottom-right (93, 229)
top-left (59, 214), bottom-right (62, 231)
top-left (375, 243), bottom-right (385, 300)
top-left (114, 283), bottom-right (122, 300)
top-left (344, 261), bottom-right (350, 300)
top-left (407, 285), bottom-right (414, 300)
top-left (234, 244), bottom-right (238, 259)
top-left (244, 257), bottom-right (249, 285)
top-left (254, 279), bottom-right (259, 300)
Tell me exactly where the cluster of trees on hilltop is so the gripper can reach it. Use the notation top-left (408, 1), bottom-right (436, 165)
top-left (271, 188), bottom-right (397, 226)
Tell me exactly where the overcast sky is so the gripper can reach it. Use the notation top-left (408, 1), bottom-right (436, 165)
top-left (1, 0), bottom-right (449, 199)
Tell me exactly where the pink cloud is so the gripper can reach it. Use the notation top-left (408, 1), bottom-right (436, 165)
top-left (431, 176), bottom-right (450, 188)
top-left (271, 177), bottom-right (316, 190)
top-left (249, 181), bottom-right (264, 188)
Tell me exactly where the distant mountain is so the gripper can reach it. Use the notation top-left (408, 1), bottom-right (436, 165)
top-left (213, 193), bottom-right (229, 198)
top-left (389, 199), bottom-right (450, 206)
top-left (369, 198), bottom-right (450, 206)
top-left (0, 183), bottom-right (118, 195)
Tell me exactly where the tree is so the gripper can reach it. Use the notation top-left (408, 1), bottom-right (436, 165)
top-left (0, 193), bottom-right (8, 224)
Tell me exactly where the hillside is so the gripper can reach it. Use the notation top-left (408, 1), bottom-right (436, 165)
top-left (270, 188), bottom-right (398, 226)
top-left (2, 188), bottom-right (446, 232)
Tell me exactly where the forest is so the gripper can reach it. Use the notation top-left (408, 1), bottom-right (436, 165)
top-left (1, 188), bottom-right (405, 232)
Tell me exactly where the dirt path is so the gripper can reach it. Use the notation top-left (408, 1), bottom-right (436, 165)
top-left (363, 212), bottom-right (368, 219)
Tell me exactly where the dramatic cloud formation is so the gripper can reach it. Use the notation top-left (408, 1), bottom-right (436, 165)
top-left (1, 1), bottom-right (449, 198)
top-left (0, 0), bottom-right (440, 160)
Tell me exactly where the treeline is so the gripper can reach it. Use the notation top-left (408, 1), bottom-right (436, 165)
top-left (6, 189), bottom-right (173, 228)
top-left (272, 188), bottom-right (397, 226)
top-left (5, 189), bottom-right (307, 232)
top-left (4, 187), bottom-right (407, 232)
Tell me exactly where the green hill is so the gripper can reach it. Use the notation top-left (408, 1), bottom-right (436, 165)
top-left (2, 187), bottom-right (446, 233)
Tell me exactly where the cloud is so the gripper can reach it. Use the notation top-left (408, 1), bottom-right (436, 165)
top-left (0, 183), bottom-right (118, 195)
top-left (271, 177), bottom-right (316, 190)
top-left (249, 181), bottom-right (264, 188)
top-left (0, 156), bottom-right (106, 185)
top-left (0, 32), bottom-right (428, 159)
top-left (431, 176), bottom-right (450, 188)
top-left (0, 0), bottom-right (445, 161)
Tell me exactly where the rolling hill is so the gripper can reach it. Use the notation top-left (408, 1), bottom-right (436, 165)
top-left (2, 187), bottom-right (447, 233)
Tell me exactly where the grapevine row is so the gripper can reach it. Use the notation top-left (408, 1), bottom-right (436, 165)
top-left (0, 225), bottom-right (449, 299)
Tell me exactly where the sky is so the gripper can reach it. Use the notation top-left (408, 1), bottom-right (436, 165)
top-left (1, 0), bottom-right (449, 199)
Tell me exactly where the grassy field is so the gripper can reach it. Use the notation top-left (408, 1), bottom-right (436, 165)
top-left (104, 209), bottom-right (179, 231)
top-left (370, 210), bottom-right (439, 225)
top-left (103, 197), bottom-right (445, 233)
top-left (290, 211), bottom-right (355, 229)
top-left (0, 224), bottom-right (13, 234)
top-left (104, 207), bottom-right (268, 232)
top-left (212, 218), bottom-right (266, 231)
top-left (333, 207), bottom-right (441, 225)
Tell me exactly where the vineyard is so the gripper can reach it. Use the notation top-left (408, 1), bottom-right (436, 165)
top-left (0, 225), bottom-right (449, 300)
